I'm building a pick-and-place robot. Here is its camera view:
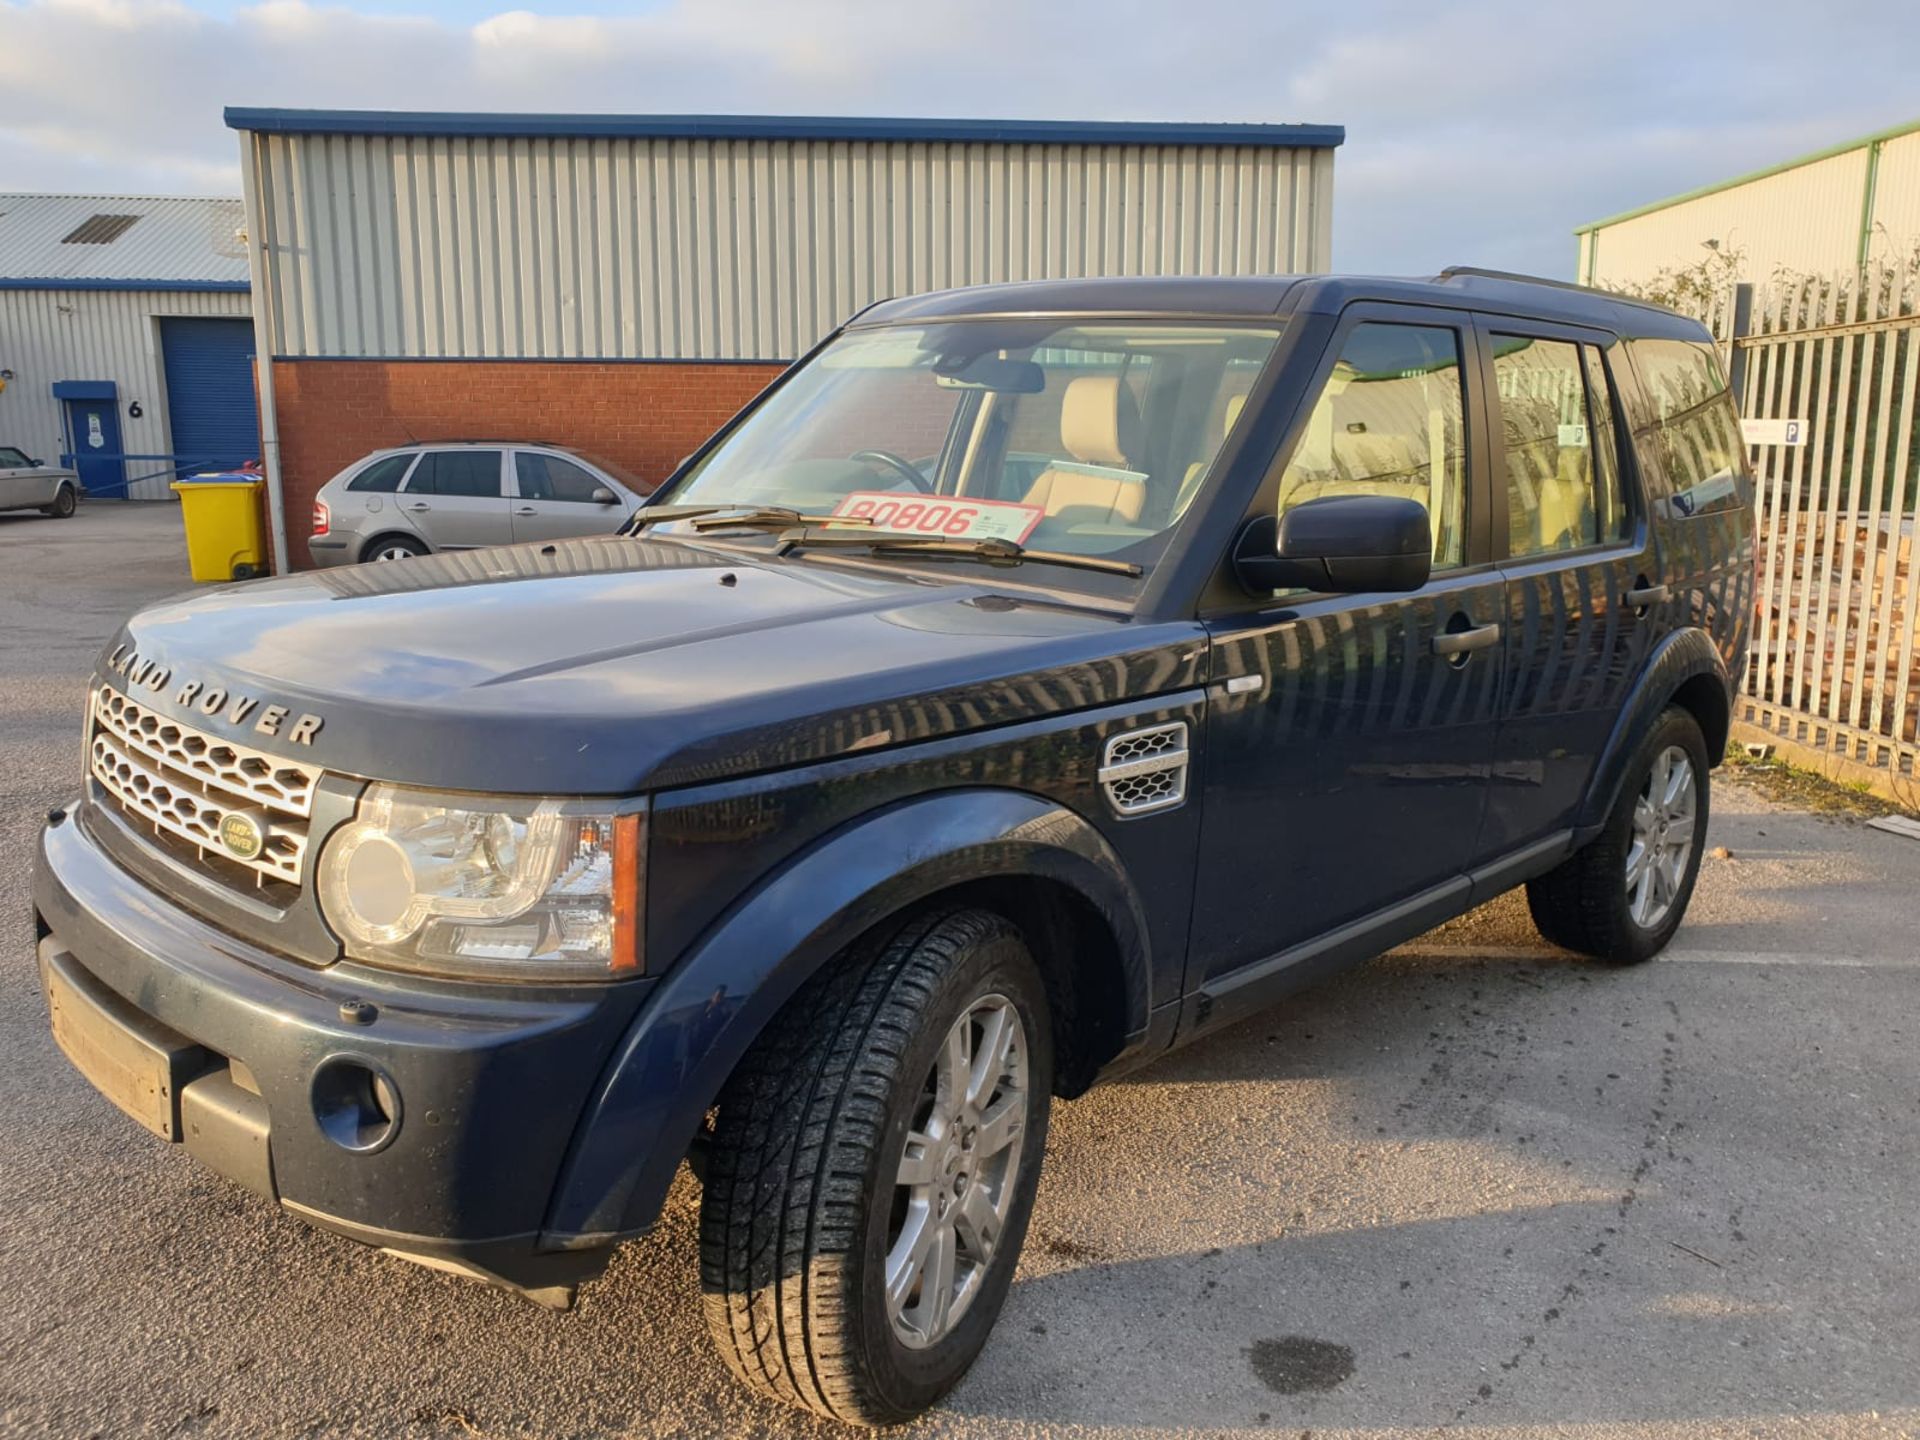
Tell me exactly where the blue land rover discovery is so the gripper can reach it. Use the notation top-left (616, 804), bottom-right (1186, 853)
top-left (36, 269), bottom-right (1753, 1425)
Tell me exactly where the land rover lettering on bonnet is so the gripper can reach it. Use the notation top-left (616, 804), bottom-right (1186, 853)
top-left (35, 270), bottom-right (1754, 1426)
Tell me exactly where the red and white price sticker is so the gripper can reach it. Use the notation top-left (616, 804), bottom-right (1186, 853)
top-left (830, 491), bottom-right (1044, 544)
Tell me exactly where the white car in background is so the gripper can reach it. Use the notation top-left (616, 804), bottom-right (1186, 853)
top-left (307, 441), bottom-right (653, 565)
top-left (0, 446), bottom-right (80, 518)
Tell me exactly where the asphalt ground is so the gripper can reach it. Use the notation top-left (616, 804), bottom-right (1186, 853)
top-left (1, 503), bottom-right (1915, 1440)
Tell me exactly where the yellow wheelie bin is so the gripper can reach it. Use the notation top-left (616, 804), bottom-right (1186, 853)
top-left (171, 475), bottom-right (267, 582)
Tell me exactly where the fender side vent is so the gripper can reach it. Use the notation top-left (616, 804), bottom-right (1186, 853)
top-left (1099, 721), bottom-right (1189, 817)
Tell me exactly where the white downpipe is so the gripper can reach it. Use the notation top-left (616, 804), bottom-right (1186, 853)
top-left (238, 131), bottom-right (289, 575)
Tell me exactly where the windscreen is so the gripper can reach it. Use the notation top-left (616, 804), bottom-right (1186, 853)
top-left (659, 318), bottom-right (1284, 582)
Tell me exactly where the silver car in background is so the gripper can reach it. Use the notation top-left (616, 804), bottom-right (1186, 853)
top-left (308, 441), bottom-right (651, 565)
top-left (0, 446), bottom-right (80, 518)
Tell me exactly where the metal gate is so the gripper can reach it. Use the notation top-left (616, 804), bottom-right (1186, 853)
top-left (1718, 277), bottom-right (1920, 803)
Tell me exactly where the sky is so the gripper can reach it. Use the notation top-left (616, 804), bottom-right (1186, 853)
top-left (2, 0), bottom-right (1918, 279)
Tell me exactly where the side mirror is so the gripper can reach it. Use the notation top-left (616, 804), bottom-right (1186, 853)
top-left (591, 486), bottom-right (618, 505)
top-left (30, 458), bottom-right (44, 468)
top-left (1233, 495), bottom-right (1433, 595)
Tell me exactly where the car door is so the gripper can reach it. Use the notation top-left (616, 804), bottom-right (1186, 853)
top-left (1474, 318), bottom-right (1658, 857)
top-left (508, 450), bottom-right (632, 543)
top-left (0, 447), bottom-right (33, 509)
top-left (1185, 309), bottom-right (1506, 1033)
top-left (398, 450), bottom-right (511, 550)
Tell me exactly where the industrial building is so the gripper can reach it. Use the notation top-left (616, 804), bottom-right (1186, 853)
top-left (0, 194), bottom-right (258, 500)
top-left (1575, 117), bottom-right (1920, 292)
top-left (226, 108), bottom-right (1343, 569)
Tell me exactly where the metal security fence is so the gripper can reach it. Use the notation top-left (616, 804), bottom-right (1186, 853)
top-left (1716, 275), bottom-right (1920, 801)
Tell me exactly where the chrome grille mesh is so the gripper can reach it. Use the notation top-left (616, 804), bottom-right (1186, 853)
top-left (94, 689), bottom-right (317, 815)
top-left (1098, 722), bottom-right (1189, 817)
top-left (88, 689), bottom-right (319, 888)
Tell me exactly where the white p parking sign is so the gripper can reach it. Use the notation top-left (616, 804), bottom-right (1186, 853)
top-left (1742, 418), bottom-right (1806, 446)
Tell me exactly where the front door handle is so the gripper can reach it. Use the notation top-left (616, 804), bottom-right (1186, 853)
top-left (1621, 582), bottom-right (1671, 610)
top-left (515, 505), bottom-right (538, 516)
top-left (1432, 621), bottom-right (1502, 658)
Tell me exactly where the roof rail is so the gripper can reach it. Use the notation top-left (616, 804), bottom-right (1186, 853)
top-left (406, 438), bottom-right (563, 447)
top-left (1437, 265), bottom-right (1609, 295)
top-left (1436, 265), bottom-right (1681, 317)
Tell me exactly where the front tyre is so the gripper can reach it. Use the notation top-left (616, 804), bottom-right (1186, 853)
top-left (699, 908), bottom-right (1052, 1425)
top-left (42, 483), bottom-right (76, 518)
top-left (1527, 705), bottom-right (1710, 964)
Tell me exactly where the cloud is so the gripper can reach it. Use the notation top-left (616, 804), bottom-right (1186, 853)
top-left (1, 0), bottom-right (1917, 276)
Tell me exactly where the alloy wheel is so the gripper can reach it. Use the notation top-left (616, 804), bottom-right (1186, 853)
top-left (1626, 743), bottom-right (1697, 930)
top-left (885, 993), bottom-right (1029, 1350)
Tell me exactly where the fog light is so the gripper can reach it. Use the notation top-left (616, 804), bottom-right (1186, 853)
top-left (311, 1055), bottom-right (402, 1153)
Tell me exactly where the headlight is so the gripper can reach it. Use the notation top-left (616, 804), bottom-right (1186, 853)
top-left (317, 784), bottom-right (643, 981)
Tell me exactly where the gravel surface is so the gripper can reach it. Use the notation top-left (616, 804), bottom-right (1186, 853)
top-left (2, 504), bottom-right (1915, 1440)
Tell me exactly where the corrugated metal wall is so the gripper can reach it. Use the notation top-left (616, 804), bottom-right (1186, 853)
top-left (1865, 130), bottom-right (1920, 270)
top-left (244, 131), bottom-right (1335, 362)
top-left (1580, 148), bottom-right (1871, 289)
top-left (0, 288), bottom-right (254, 499)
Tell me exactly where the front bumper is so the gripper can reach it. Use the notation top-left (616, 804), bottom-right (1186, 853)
top-left (33, 804), bottom-right (648, 1305)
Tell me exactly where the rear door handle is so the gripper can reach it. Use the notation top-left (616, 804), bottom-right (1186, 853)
top-left (1621, 583), bottom-right (1671, 609)
top-left (405, 502), bottom-right (430, 512)
top-left (1432, 622), bottom-right (1502, 657)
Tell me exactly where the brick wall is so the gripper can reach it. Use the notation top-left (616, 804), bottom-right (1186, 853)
top-left (270, 358), bottom-right (783, 568)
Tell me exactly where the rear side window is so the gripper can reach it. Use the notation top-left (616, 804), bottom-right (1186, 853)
top-left (517, 453), bottom-right (607, 503)
top-left (346, 454), bottom-right (413, 493)
top-left (409, 451), bottom-right (502, 498)
top-left (1627, 339), bottom-right (1746, 517)
top-left (1491, 335), bottom-right (1630, 556)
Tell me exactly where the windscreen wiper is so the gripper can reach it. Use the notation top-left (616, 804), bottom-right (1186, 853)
top-left (620, 504), bottom-right (864, 535)
top-left (769, 527), bottom-right (1144, 577)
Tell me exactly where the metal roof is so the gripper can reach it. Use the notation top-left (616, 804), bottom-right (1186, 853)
top-left (1574, 115), bottom-right (1920, 235)
top-left (223, 108), bottom-right (1344, 150)
top-left (0, 194), bottom-right (250, 290)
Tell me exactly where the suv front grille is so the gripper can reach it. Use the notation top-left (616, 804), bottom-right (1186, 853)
top-left (89, 688), bottom-right (320, 889)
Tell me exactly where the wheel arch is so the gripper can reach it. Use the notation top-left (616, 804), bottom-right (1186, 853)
top-left (1576, 627), bottom-right (1731, 835)
top-left (540, 788), bottom-right (1151, 1247)
top-left (357, 529), bottom-right (429, 562)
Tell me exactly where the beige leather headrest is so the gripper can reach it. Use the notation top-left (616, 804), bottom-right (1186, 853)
top-left (1060, 376), bottom-right (1136, 467)
top-left (1223, 393), bottom-right (1247, 435)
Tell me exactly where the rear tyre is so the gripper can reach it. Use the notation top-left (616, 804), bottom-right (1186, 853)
top-left (699, 907), bottom-right (1052, 1426)
top-left (41, 483), bottom-right (76, 519)
top-left (1527, 705), bottom-right (1710, 964)
top-left (363, 534), bottom-right (427, 562)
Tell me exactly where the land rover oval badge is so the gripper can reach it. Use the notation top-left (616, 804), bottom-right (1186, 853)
top-left (218, 810), bottom-right (267, 862)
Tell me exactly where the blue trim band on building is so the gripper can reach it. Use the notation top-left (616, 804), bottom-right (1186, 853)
top-left (0, 278), bottom-right (251, 294)
top-left (271, 353), bottom-right (790, 367)
top-left (224, 108), bottom-right (1345, 150)
top-left (51, 381), bottom-right (117, 400)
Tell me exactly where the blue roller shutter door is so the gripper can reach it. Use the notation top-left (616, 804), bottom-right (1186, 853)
top-left (159, 318), bottom-right (261, 476)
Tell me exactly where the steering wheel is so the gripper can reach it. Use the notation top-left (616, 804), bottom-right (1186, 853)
top-left (850, 448), bottom-right (934, 494)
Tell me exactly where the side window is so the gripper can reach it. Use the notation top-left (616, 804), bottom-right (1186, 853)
top-left (1275, 322), bottom-right (1468, 569)
top-left (1492, 335), bottom-right (1629, 557)
top-left (517, 453), bottom-right (607, 503)
top-left (1627, 338), bottom-right (1746, 517)
top-left (1581, 345), bottom-right (1630, 539)
top-left (410, 451), bottom-right (503, 498)
top-left (0, 447), bottom-right (30, 467)
top-left (346, 454), bottom-right (413, 493)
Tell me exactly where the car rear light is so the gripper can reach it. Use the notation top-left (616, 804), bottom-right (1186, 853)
top-left (312, 500), bottom-right (330, 536)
